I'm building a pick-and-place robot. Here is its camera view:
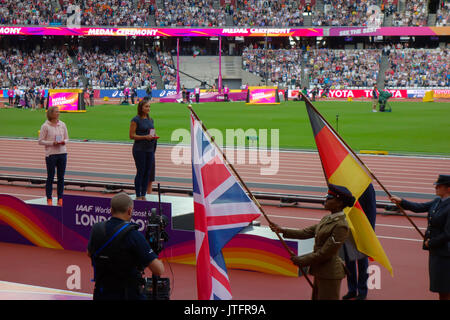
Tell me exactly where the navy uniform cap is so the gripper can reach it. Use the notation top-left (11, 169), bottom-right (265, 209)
top-left (327, 183), bottom-right (356, 208)
top-left (434, 174), bottom-right (450, 186)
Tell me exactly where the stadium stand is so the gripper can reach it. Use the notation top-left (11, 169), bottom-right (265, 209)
top-left (155, 50), bottom-right (177, 89)
top-left (0, 0), bottom-right (448, 93)
top-left (232, 0), bottom-right (305, 27)
top-left (384, 48), bottom-right (450, 87)
top-left (305, 48), bottom-right (381, 89)
top-left (436, 1), bottom-right (449, 26)
top-left (1, 0), bottom-right (447, 28)
top-left (312, 0), bottom-right (383, 27)
top-left (154, 0), bottom-right (226, 27)
top-left (77, 47), bottom-right (157, 88)
top-left (242, 47), bottom-right (382, 89)
top-left (391, 0), bottom-right (429, 26)
top-left (242, 47), bottom-right (303, 87)
top-left (0, 46), bottom-right (80, 88)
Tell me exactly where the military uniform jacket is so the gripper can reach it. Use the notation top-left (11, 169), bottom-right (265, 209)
top-left (401, 197), bottom-right (450, 257)
top-left (282, 211), bottom-right (349, 280)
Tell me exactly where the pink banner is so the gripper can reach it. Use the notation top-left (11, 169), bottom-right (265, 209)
top-left (329, 26), bottom-right (450, 37)
top-left (49, 92), bottom-right (79, 111)
top-left (1, 26), bottom-right (450, 37)
top-left (0, 26), bottom-right (323, 37)
top-left (248, 88), bottom-right (278, 104)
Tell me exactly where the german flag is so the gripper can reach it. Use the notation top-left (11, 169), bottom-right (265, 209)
top-left (305, 99), bottom-right (393, 276)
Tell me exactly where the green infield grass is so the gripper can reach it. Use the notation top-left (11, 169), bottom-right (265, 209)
top-left (0, 100), bottom-right (449, 155)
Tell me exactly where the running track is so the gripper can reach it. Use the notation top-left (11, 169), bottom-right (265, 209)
top-left (0, 138), bottom-right (449, 300)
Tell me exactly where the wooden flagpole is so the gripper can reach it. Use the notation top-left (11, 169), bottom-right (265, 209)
top-left (300, 92), bottom-right (425, 239)
top-left (188, 105), bottom-right (314, 288)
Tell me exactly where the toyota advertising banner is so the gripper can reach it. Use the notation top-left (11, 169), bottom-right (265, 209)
top-left (290, 89), bottom-right (408, 99)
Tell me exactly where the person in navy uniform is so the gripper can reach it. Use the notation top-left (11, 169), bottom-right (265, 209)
top-left (341, 184), bottom-right (377, 300)
top-left (88, 192), bottom-right (164, 300)
top-left (390, 174), bottom-right (450, 300)
top-left (270, 184), bottom-right (354, 300)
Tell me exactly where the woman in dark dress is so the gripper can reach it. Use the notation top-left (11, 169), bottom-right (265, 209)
top-left (391, 174), bottom-right (450, 300)
top-left (129, 99), bottom-right (157, 200)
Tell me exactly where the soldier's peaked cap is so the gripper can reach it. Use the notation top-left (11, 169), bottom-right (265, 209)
top-left (327, 184), bottom-right (356, 208)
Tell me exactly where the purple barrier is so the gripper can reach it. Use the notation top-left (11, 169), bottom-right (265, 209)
top-left (160, 91), bottom-right (247, 103)
top-left (329, 26), bottom-right (450, 37)
top-left (0, 26), bottom-right (323, 37)
top-left (0, 194), bottom-right (302, 276)
top-left (0, 194), bottom-right (170, 252)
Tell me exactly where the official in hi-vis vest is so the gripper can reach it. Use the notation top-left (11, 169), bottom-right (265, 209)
top-left (271, 184), bottom-right (354, 300)
top-left (87, 193), bottom-right (164, 300)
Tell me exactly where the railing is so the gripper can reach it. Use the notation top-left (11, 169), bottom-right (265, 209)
top-left (0, 173), bottom-right (425, 218)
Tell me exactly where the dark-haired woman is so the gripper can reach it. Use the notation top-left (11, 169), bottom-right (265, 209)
top-left (129, 99), bottom-right (157, 200)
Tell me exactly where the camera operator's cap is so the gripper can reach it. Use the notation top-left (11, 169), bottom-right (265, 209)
top-left (327, 183), bottom-right (356, 208)
top-left (434, 174), bottom-right (450, 186)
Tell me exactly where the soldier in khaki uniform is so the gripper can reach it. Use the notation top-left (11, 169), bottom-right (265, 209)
top-left (271, 184), bottom-right (355, 300)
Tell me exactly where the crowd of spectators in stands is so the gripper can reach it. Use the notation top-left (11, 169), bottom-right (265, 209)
top-left (312, 0), bottom-right (382, 27)
top-left (0, 45), bottom-right (158, 89)
top-left (242, 46), bottom-right (381, 89)
top-left (2, 0), bottom-right (449, 27)
top-left (392, 0), bottom-right (428, 26)
top-left (80, 0), bottom-right (154, 26)
top-left (242, 46), bottom-right (303, 86)
top-left (305, 48), bottom-right (381, 88)
top-left (77, 47), bottom-right (157, 88)
top-left (0, 47), bottom-right (80, 88)
top-left (232, 0), bottom-right (304, 27)
top-left (436, 2), bottom-right (449, 26)
top-left (0, 0), bottom-right (64, 25)
top-left (155, 50), bottom-right (177, 89)
top-left (155, 0), bottom-right (226, 27)
top-left (384, 48), bottom-right (450, 87)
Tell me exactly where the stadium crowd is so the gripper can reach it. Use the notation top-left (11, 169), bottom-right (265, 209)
top-left (1, 0), bottom-right (449, 27)
top-left (0, 47), bottom-right (80, 88)
top-left (242, 47), bottom-right (303, 86)
top-left (305, 48), bottom-right (381, 88)
top-left (391, 0), bottom-right (429, 26)
top-left (154, 0), bottom-right (226, 27)
top-left (436, 2), bottom-right (449, 26)
top-left (232, 0), bottom-right (305, 27)
top-left (384, 48), bottom-right (450, 87)
top-left (0, 0), bottom-right (64, 25)
top-left (242, 47), bottom-right (381, 89)
top-left (155, 50), bottom-right (177, 90)
top-left (79, 0), bottom-right (154, 27)
top-left (312, 0), bottom-right (383, 27)
top-left (77, 48), bottom-right (157, 88)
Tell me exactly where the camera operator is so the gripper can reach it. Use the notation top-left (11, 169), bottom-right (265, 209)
top-left (87, 192), bottom-right (165, 300)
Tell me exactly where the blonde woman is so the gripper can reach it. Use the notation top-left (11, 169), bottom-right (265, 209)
top-left (38, 107), bottom-right (69, 206)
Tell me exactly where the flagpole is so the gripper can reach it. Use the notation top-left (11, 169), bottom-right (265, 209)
top-left (300, 92), bottom-right (425, 239)
top-left (188, 105), bottom-right (314, 288)
top-left (176, 38), bottom-right (180, 94)
top-left (218, 36), bottom-right (222, 94)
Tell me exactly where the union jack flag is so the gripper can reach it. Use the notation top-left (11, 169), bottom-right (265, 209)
top-left (190, 112), bottom-right (261, 300)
